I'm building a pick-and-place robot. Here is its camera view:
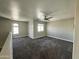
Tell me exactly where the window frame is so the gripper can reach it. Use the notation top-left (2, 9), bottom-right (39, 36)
top-left (37, 23), bottom-right (44, 32)
top-left (12, 23), bottom-right (19, 34)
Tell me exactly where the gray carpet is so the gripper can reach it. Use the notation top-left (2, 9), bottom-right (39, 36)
top-left (13, 36), bottom-right (73, 59)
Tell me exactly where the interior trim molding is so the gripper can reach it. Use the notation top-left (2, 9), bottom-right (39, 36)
top-left (12, 35), bottom-right (28, 38)
top-left (48, 35), bottom-right (73, 42)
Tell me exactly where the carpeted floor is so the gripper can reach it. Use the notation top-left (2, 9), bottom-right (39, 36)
top-left (13, 36), bottom-right (73, 59)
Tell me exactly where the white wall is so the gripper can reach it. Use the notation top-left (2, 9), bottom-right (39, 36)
top-left (12, 21), bottom-right (28, 38)
top-left (28, 20), bottom-right (34, 38)
top-left (0, 18), bottom-right (11, 48)
top-left (73, 0), bottom-right (79, 59)
top-left (28, 19), bottom-right (47, 39)
top-left (33, 20), bottom-right (47, 38)
top-left (0, 32), bottom-right (13, 59)
top-left (47, 18), bottom-right (74, 42)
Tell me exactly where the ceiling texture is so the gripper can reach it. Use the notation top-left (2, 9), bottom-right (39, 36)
top-left (0, 0), bottom-right (75, 21)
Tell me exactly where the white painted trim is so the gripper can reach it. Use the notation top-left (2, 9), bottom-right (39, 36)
top-left (48, 35), bottom-right (73, 42)
top-left (12, 35), bottom-right (28, 38)
top-left (28, 36), bottom-right (34, 39)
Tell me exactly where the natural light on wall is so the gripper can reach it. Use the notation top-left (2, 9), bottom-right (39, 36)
top-left (13, 23), bottom-right (19, 34)
top-left (37, 24), bottom-right (44, 32)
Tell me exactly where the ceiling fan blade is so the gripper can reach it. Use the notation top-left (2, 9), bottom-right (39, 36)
top-left (47, 17), bottom-right (53, 19)
top-left (41, 10), bottom-right (58, 16)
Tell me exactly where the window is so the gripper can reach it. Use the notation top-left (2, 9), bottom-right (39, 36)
top-left (13, 23), bottom-right (19, 34)
top-left (37, 24), bottom-right (44, 32)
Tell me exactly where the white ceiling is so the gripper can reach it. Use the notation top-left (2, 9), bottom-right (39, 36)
top-left (0, 0), bottom-right (75, 21)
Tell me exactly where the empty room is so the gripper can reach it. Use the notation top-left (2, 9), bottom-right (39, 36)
top-left (0, 0), bottom-right (77, 59)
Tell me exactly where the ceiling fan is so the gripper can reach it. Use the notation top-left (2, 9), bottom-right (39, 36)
top-left (41, 11), bottom-right (53, 21)
top-left (40, 10), bottom-right (57, 21)
top-left (44, 15), bottom-right (53, 21)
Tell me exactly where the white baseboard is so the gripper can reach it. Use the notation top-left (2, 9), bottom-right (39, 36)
top-left (48, 35), bottom-right (73, 42)
top-left (13, 35), bottom-right (28, 38)
top-left (28, 36), bottom-right (47, 39)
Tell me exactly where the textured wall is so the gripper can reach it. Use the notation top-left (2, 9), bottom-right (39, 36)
top-left (47, 18), bottom-right (74, 42)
